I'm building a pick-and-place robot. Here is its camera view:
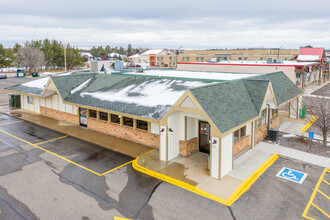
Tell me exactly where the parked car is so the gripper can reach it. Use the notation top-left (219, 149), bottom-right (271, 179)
top-left (0, 73), bottom-right (7, 79)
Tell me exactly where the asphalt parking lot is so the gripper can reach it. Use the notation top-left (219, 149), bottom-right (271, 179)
top-left (0, 112), bottom-right (327, 219)
top-left (0, 78), bottom-right (329, 220)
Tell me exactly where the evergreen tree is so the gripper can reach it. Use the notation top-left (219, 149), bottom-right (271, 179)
top-left (127, 44), bottom-right (132, 53)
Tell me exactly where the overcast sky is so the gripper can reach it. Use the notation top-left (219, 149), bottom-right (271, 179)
top-left (1, 0), bottom-right (330, 49)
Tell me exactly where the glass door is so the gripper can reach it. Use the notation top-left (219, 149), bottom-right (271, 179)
top-left (199, 121), bottom-right (210, 154)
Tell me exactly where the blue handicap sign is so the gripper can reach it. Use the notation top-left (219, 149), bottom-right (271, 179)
top-left (276, 167), bottom-right (308, 184)
top-left (309, 131), bottom-right (314, 139)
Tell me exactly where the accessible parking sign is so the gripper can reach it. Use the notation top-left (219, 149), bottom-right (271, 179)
top-left (276, 167), bottom-right (308, 184)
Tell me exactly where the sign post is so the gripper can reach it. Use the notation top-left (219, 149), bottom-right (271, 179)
top-left (308, 131), bottom-right (314, 151)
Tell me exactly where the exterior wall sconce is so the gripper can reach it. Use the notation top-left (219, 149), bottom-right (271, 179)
top-left (160, 128), bottom-right (165, 133)
top-left (212, 139), bottom-right (217, 144)
top-left (169, 128), bottom-right (174, 135)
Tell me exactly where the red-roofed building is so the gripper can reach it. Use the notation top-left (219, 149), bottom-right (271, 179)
top-left (296, 47), bottom-right (325, 62)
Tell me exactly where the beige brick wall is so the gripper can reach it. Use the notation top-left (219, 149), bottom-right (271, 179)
top-left (40, 106), bottom-right (79, 125)
top-left (179, 137), bottom-right (198, 157)
top-left (271, 117), bottom-right (280, 129)
top-left (254, 123), bottom-right (268, 145)
top-left (87, 118), bottom-right (160, 148)
top-left (233, 135), bottom-right (250, 156)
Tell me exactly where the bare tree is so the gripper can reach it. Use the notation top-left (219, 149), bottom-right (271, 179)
top-left (16, 45), bottom-right (45, 74)
top-left (282, 89), bottom-right (330, 148)
top-left (303, 95), bottom-right (330, 147)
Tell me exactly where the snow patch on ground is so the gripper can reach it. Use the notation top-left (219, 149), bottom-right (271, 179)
top-left (70, 78), bottom-right (92, 94)
top-left (282, 134), bottom-right (297, 138)
top-left (21, 77), bottom-right (50, 89)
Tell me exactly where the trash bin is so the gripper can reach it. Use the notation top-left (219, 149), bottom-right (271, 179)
top-left (268, 128), bottom-right (279, 142)
top-left (17, 69), bottom-right (25, 77)
top-left (31, 72), bottom-right (39, 77)
top-left (8, 94), bottom-right (21, 108)
top-left (299, 105), bottom-right (307, 118)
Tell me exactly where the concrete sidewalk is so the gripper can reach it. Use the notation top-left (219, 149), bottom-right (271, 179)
top-left (0, 107), bottom-right (152, 158)
top-left (255, 142), bottom-right (330, 168)
top-left (136, 148), bottom-right (275, 201)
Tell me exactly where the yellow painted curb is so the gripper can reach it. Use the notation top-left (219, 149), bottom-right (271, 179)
top-left (113, 217), bottom-right (133, 220)
top-left (301, 116), bottom-right (318, 132)
top-left (133, 153), bottom-right (279, 206)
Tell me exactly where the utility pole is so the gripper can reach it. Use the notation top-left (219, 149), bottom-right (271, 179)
top-left (277, 45), bottom-right (284, 59)
top-left (64, 45), bottom-right (67, 72)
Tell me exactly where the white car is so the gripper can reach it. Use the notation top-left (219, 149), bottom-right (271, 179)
top-left (0, 73), bottom-right (7, 79)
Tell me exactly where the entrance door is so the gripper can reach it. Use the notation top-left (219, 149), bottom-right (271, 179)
top-left (79, 107), bottom-right (87, 127)
top-left (199, 121), bottom-right (210, 154)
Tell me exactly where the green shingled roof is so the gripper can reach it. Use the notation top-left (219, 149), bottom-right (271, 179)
top-left (243, 79), bottom-right (270, 113)
top-left (191, 80), bottom-right (259, 134)
top-left (247, 71), bottom-right (302, 105)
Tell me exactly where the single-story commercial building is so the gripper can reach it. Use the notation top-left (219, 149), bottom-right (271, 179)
top-left (6, 70), bottom-right (302, 179)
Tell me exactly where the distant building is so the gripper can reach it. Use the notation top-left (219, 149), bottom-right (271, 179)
top-left (128, 49), bottom-right (173, 66)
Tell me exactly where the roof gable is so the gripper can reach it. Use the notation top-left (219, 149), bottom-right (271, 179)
top-left (190, 80), bottom-right (259, 134)
top-left (243, 79), bottom-right (270, 113)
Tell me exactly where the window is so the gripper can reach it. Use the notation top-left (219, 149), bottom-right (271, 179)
top-left (238, 57), bottom-right (242, 60)
top-left (137, 120), bottom-right (148, 131)
top-left (169, 62), bottom-right (172, 66)
top-left (256, 109), bottom-right (266, 128)
top-left (161, 62), bottom-right (164, 66)
top-left (123, 117), bottom-right (133, 127)
top-left (307, 72), bottom-right (311, 82)
top-left (186, 57), bottom-right (190, 62)
top-left (161, 57), bottom-right (164, 60)
top-left (244, 57), bottom-right (248, 60)
top-left (157, 62), bottom-right (160, 66)
top-left (173, 62), bottom-right (176, 66)
top-left (272, 109), bottom-right (278, 118)
top-left (201, 57), bottom-right (204, 61)
top-left (99, 112), bottom-right (108, 121)
top-left (27, 96), bottom-right (33, 104)
top-left (196, 57), bottom-right (199, 61)
top-left (182, 57), bottom-right (185, 62)
top-left (110, 114), bottom-right (120, 124)
top-left (296, 72), bottom-right (301, 86)
top-left (89, 110), bottom-right (97, 119)
top-left (169, 57), bottom-right (172, 61)
top-left (234, 126), bottom-right (247, 143)
top-left (157, 57), bottom-right (160, 61)
top-left (260, 57), bottom-right (264, 61)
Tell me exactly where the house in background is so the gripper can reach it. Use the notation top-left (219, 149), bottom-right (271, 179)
top-left (5, 70), bottom-right (302, 179)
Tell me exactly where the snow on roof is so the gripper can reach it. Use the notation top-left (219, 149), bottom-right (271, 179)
top-left (141, 49), bottom-right (164, 55)
top-left (123, 70), bottom-right (257, 81)
top-left (80, 79), bottom-right (210, 109)
top-left (108, 53), bottom-right (124, 58)
top-left (21, 77), bottom-right (49, 89)
top-left (296, 55), bottom-right (320, 61)
top-left (70, 77), bottom-right (93, 94)
top-left (81, 52), bottom-right (93, 57)
top-left (129, 54), bottom-right (140, 58)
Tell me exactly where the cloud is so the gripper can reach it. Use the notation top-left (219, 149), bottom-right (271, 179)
top-left (0, 0), bottom-right (330, 48)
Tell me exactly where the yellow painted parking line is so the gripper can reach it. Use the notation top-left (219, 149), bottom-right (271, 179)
top-left (114, 217), bottom-right (132, 220)
top-left (0, 120), bottom-right (23, 127)
top-left (302, 167), bottom-right (329, 219)
top-left (0, 129), bottom-right (133, 176)
top-left (322, 179), bottom-right (330, 186)
top-left (35, 135), bottom-right (69, 145)
top-left (133, 153), bottom-right (279, 206)
top-left (301, 116), bottom-right (318, 132)
top-left (318, 190), bottom-right (330, 200)
top-left (311, 203), bottom-right (330, 218)
top-left (100, 160), bottom-right (134, 176)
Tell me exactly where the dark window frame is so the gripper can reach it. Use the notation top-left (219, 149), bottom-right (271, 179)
top-left (110, 114), bottom-right (120, 124)
top-left (99, 112), bottom-right (108, 121)
top-left (89, 110), bottom-right (97, 119)
top-left (123, 117), bottom-right (134, 127)
top-left (136, 120), bottom-right (148, 131)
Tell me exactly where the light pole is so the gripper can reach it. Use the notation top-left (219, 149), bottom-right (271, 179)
top-left (176, 46), bottom-right (183, 68)
top-left (277, 45), bottom-right (284, 59)
top-left (64, 45), bottom-right (67, 72)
